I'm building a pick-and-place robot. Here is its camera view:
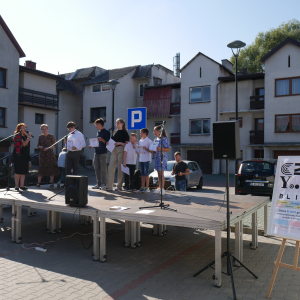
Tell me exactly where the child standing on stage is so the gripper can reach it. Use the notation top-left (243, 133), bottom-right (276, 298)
top-left (57, 148), bottom-right (67, 188)
top-left (138, 128), bottom-right (152, 193)
top-left (123, 133), bottom-right (137, 191)
top-left (153, 125), bottom-right (170, 195)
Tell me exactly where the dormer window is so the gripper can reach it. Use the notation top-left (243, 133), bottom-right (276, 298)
top-left (288, 55), bottom-right (290, 67)
top-left (153, 77), bottom-right (162, 86)
top-left (200, 67), bottom-right (202, 78)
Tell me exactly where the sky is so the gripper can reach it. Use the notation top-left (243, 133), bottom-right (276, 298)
top-left (1, 0), bottom-right (300, 75)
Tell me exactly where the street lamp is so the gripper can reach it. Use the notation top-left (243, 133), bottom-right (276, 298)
top-left (227, 40), bottom-right (246, 194)
top-left (109, 79), bottom-right (119, 133)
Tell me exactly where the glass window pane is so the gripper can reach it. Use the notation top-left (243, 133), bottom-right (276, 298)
top-left (35, 114), bottom-right (44, 124)
top-left (276, 79), bottom-right (289, 96)
top-left (93, 85), bottom-right (101, 92)
top-left (0, 108), bottom-right (5, 126)
top-left (190, 120), bottom-right (202, 134)
top-left (140, 85), bottom-right (144, 97)
top-left (190, 87), bottom-right (202, 103)
top-left (0, 69), bottom-right (6, 88)
top-left (292, 115), bottom-right (300, 132)
top-left (91, 108), bottom-right (99, 122)
top-left (102, 84), bottom-right (110, 91)
top-left (99, 108), bottom-right (106, 120)
top-left (203, 86), bottom-right (211, 102)
top-left (276, 115), bottom-right (290, 132)
top-left (203, 119), bottom-right (210, 134)
top-left (292, 78), bottom-right (300, 95)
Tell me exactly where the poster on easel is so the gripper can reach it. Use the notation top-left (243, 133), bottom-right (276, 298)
top-left (267, 156), bottom-right (300, 240)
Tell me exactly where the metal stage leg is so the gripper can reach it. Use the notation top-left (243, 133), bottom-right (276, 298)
top-left (137, 222), bottom-right (141, 246)
top-left (47, 211), bottom-right (61, 233)
top-left (57, 212), bottom-right (61, 232)
top-left (215, 230), bottom-right (222, 287)
top-left (100, 217), bottom-right (106, 262)
top-left (131, 221), bottom-right (137, 248)
top-left (11, 205), bottom-right (22, 243)
top-left (0, 204), bottom-right (3, 223)
top-left (251, 211), bottom-right (258, 249)
top-left (163, 224), bottom-right (167, 235)
top-left (28, 207), bottom-right (36, 217)
top-left (234, 220), bottom-right (243, 265)
top-left (93, 216), bottom-right (100, 261)
top-left (125, 220), bottom-right (130, 247)
top-left (153, 224), bottom-right (158, 235)
top-left (159, 224), bottom-right (164, 236)
top-left (264, 204), bottom-right (268, 236)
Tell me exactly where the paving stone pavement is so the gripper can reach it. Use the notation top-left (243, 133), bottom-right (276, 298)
top-left (1, 171), bottom-right (296, 300)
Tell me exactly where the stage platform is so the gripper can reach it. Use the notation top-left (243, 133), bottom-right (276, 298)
top-left (0, 185), bottom-right (269, 287)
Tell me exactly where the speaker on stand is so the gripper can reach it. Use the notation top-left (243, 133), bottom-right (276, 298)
top-left (65, 175), bottom-right (88, 207)
top-left (194, 121), bottom-right (257, 300)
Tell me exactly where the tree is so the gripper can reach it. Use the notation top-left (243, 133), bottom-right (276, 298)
top-left (230, 19), bottom-right (300, 74)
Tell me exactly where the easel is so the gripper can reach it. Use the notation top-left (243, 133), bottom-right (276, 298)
top-left (266, 238), bottom-right (300, 298)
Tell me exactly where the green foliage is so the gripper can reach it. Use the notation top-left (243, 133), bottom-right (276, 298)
top-left (230, 19), bottom-right (300, 74)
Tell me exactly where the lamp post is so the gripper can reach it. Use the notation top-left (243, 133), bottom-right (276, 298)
top-left (109, 79), bottom-right (119, 133)
top-left (227, 40), bottom-right (246, 194)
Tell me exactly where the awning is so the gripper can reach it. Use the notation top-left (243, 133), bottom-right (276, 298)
top-left (143, 86), bottom-right (171, 117)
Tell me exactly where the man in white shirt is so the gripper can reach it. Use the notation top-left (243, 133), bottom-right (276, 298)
top-left (65, 121), bottom-right (86, 175)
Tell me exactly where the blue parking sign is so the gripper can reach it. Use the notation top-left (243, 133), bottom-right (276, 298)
top-left (127, 107), bottom-right (147, 130)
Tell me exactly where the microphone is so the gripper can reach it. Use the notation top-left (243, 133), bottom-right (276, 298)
top-left (26, 131), bottom-right (34, 138)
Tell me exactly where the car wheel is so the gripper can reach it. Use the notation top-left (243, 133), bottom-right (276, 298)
top-left (197, 177), bottom-right (203, 189)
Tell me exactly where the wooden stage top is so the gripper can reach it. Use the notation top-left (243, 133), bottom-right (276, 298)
top-left (0, 186), bottom-right (269, 230)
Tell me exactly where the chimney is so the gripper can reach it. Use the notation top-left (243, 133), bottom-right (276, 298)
top-left (221, 59), bottom-right (233, 73)
top-left (25, 60), bottom-right (36, 70)
top-left (242, 68), bottom-right (247, 75)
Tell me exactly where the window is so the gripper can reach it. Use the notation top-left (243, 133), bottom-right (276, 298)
top-left (288, 55), bottom-right (290, 68)
top-left (90, 107), bottom-right (106, 123)
top-left (190, 119), bottom-right (210, 135)
top-left (200, 67), bottom-right (202, 78)
top-left (275, 77), bottom-right (300, 96)
top-left (275, 114), bottom-right (300, 133)
top-left (139, 83), bottom-right (148, 97)
top-left (0, 68), bottom-right (6, 88)
top-left (190, 86), bottom-right (211, 103)
top-left (255, 87), bottom-right (264, 100)
top-left (35, 113), bottom-right (44, 124)
top-left (230, 117), bottom-right (243, 128)
top-left (0, 107), bottom-right (6, 127)
top-left (255, 118), bottom-right (264, 131)
top-left (92, 84), bottom-right (110, 93)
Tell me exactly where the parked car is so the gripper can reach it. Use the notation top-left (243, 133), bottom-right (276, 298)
top-left (237, 159), bottom-right (277, 197)
top-left (149, 160), bottom-right (203, 189)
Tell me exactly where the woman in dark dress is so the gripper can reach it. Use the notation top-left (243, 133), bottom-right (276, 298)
top-left (36, 124), bottom-right (60, 188)
top-left (13, 123), bottom-right (32, 191)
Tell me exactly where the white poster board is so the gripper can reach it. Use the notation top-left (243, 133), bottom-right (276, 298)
top-left (267, 156), bottom-right (300, 240)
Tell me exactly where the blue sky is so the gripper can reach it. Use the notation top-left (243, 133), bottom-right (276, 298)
top-left (1, 0), bottom-right (299, 75)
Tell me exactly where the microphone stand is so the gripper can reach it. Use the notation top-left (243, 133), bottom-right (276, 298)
top-left (140, 121), bottom-right (176, 212)
top-left (46, 129), bottom-right (76, 200)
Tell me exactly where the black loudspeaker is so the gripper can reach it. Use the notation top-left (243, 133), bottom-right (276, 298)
top-left (65, 175), bottom-right (88, 207)
top-left (213, 121), bottom-right (240, 159)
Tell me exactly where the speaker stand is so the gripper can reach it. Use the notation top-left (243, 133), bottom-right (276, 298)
top-left (193, 159), bottom-right (257, 300)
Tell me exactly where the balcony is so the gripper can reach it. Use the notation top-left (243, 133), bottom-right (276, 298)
top-left (170, 133), bottom-right (180, 144)
top-left (170, 102), bottom-right (180, 115)
top-left (250, 130), bottom-right (264, 144)
top-left (250, 95), bottom-right (264, 109)
top-left (19, 88), bottom-right (58, 110)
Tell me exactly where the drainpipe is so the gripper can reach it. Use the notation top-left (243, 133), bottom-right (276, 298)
top-left (216, 81), bottom-right (221, 173)
top-left (56, 89), bottom-right (59, 155)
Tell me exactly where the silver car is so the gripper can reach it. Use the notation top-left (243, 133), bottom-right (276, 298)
top-left (149, 160), bottom-right (203, 189)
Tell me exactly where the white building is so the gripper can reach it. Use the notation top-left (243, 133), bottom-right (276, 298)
top-left (179, 53), bottom-right (233, 174)
top-left (0, 15), bottom-right (25, 152)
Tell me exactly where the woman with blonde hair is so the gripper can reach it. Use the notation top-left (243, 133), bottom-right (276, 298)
top-left (12, 123), bottom-right (32, 191)
top-left (36, 124), bottom-right (60, 188)
top-left (153, 124), bottom-right (170, 195)
top-left (105, 118), bottom-right (129, 191)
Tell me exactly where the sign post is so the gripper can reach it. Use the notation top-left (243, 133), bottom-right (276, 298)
top-left (266, 156), bottom-right (300, 298)
top-left (127, 107), bottom-right (147, 130)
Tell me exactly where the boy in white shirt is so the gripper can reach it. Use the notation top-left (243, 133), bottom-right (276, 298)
top-left (57, 148), bottom-right (67, 188)
top-left (138, 128), bottom-right (152, 193)
top-left (123, 133), bottom-right (137, 191)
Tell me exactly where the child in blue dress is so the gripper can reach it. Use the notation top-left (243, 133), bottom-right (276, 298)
top-left (153, 125), bottom-right (170, 195)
